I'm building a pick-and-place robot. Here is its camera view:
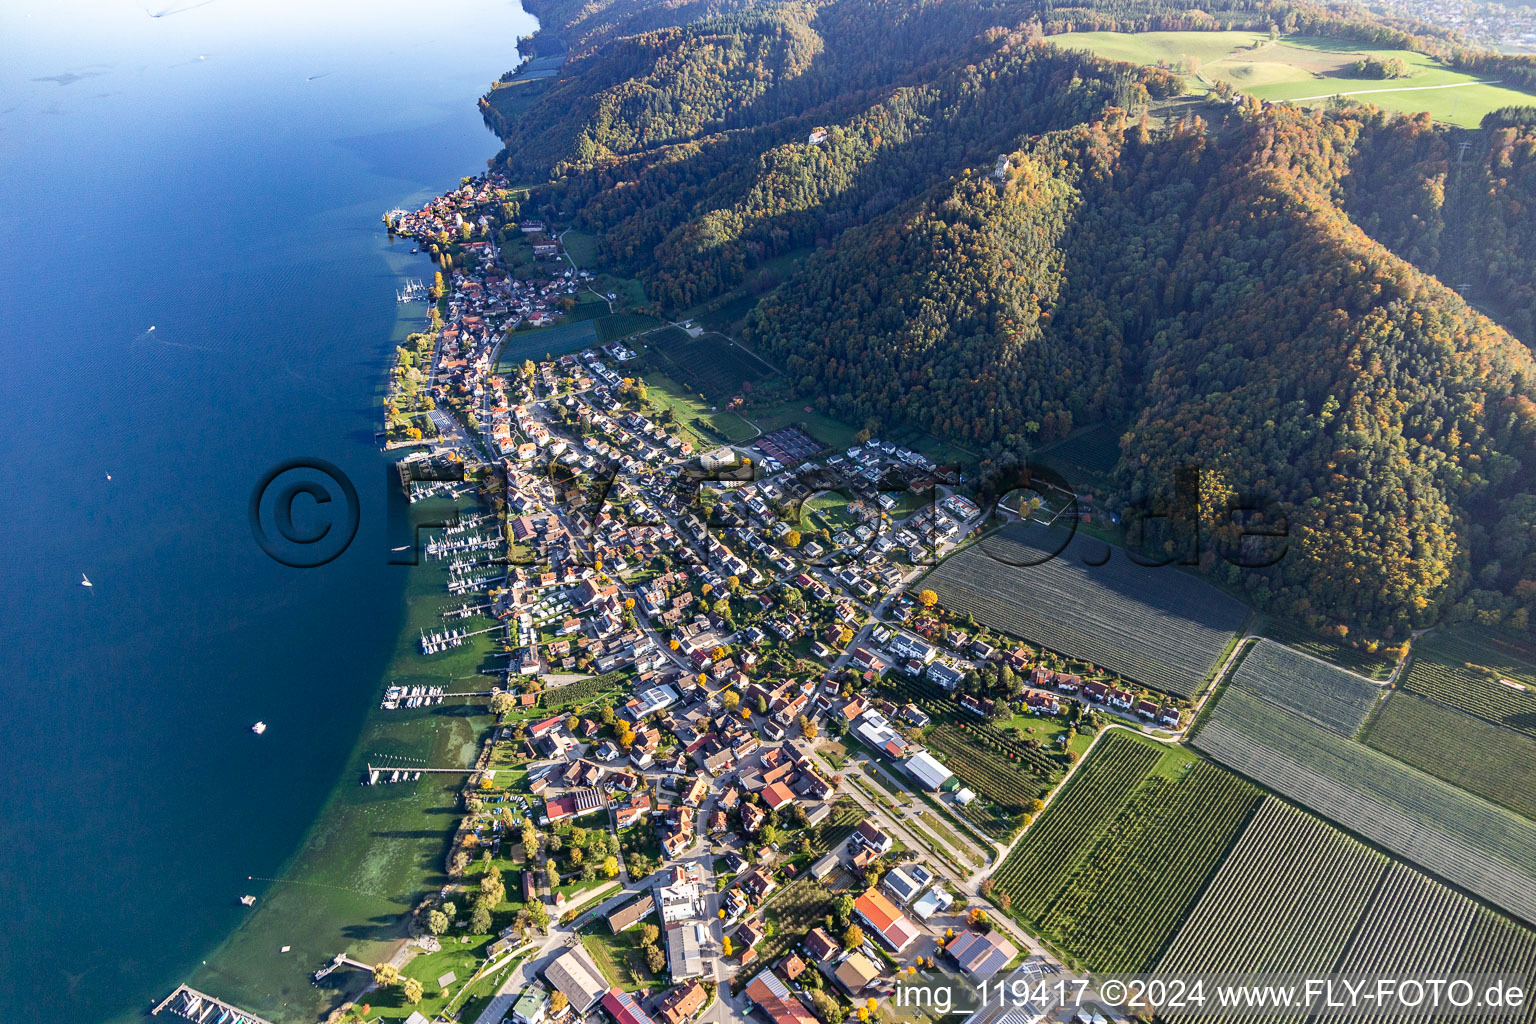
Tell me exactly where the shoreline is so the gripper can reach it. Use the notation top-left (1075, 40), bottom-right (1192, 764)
top-left (175, 51), bottom-right (540, 1018)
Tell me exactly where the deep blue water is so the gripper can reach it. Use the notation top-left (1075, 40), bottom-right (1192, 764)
top-left (0, 2), bottom-right (533, 1020)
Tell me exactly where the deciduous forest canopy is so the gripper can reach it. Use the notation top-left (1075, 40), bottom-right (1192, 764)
top-left (485, 0), bottom-right (1536, 640)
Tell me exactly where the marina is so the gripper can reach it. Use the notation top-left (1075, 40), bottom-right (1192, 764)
top-left (380, 683), bottom-right (446, 708)
top-left (151, 985), bottom-right (275, 1024)
top-left (395, 278), bottom-right (429, 303)
top-left (363, 762), bottom-right (494, 784)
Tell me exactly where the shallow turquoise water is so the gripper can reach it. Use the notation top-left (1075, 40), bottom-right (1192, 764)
top-left (0, 2), bottom-right (532, 1020)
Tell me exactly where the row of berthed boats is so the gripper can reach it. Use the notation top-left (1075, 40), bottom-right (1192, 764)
top-left (420, 628), bottom-right (467, 654)
top-left (425, 531), bottom-right (499, 558)
top-left (168, 991), bottom-right (255, 1024)
top-left (367, 767), bottom-right (423, 785)
top-left (381, 683), bottom-right (446, 709)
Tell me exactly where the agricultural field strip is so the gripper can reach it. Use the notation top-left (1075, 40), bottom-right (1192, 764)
top-left (1229, 639), bottom-right (1385, 737)
top-left (1400, 631), bottom-right (1536, 737)
top-left (1194, 686), bottom-right (1536, 927)
top-left (925, 524), bottom-right (1245, 698)
top-left (1450, 910), bottom-right (1536, 1024)
top-left (992, 732), bottom-right (1163, 915)
top-left (1322, 862), bottom-right (1477, 1024)
top-left (1157, 799), bottom-right (1387, 1024)
top-left (885, 675), bottom-right (1062, 779)
top-left (1362, 692), bottom-right (1536, 820)
top-left (1257, 618), bottom-right (1395, 679)
top-left (925, 727), bottom-right (1048, 809)
top-left (1035, 762), bottom-right (1261, 972)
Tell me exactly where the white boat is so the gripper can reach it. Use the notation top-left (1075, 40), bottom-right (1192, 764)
top-left (80, 574), bottom-right (92, 587)
top-left (240, 894), bottom-right (255, 906)
top-left (251, 722), bottom-right (267, 735)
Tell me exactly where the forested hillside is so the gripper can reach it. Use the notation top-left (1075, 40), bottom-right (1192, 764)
top-left (488, 0), bottom-right (1536, 638)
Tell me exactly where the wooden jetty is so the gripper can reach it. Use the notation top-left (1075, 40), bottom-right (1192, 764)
top-left (313, 951), bottom-right (373, 982)
top-left (151, 984), bottom-right (275, 1024)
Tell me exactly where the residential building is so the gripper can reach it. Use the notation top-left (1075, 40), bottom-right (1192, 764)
top-left (513, 988), bottom-right (549, 1024)
top-left (606, 894), bottom-right (656, 933)
top-left (656, 980), bottom-right (708, 1024)
top-left (946, 930), bottom-right (1019, 978)
top-left (853, 887), bottom-right (920, 953)
top-left (602, 988), bottom-right (658, 1024)
top-left (744, 971), bottom-right (819, 1024)
top-left (834, 952), bottom-right (882, 994)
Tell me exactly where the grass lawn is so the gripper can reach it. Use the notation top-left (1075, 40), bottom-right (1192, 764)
top-left (1054, 31), bottom-right (1536, 126)
top-left (581, 926), bottom-right (661, 992)
top-left (801, 492), bottom-right (857, 532)
top-left (367, 934), bottom-right (502, 1022)
top-left (917, 811), bottom-right (983, 867)
top-left (816, 740), bottom-right (849, 770)
top-left (642, 372), bottom-right (757, 447)
top-left (562, 230), bottom-right (601, 267)
top-left (743, 399), bottom-right (862, 452)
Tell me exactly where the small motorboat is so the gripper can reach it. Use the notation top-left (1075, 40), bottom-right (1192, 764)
top-left (80, 574), bottom-right (93, 588)
top-left (251, 722), bottom-right (267, 735)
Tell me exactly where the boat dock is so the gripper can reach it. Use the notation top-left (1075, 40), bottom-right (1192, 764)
top-left (312, 951), bottom-right (373, 982)
top-left (364, 762), bottom-right (497, 784)
top-left (380, 683), bottom-right (496, 709)
top-left (152, 984), bottom-right (275, 1024)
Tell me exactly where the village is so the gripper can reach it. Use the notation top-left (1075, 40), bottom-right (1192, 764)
top-left (326, 170), bottom-right (1210, 1024)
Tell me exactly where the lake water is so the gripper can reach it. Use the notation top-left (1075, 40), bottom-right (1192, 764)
top-left (0, 1), bottom-right (534, 1020)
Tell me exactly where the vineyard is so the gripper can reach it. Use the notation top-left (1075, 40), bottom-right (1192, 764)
top-left (990, 732), bottom-right (1164, 916)
top-left (1363, 692), bottom-right (1536, 820)
top-left (1328, 862), bottom-right (1478, 1015)
top-left (1453, 909), bottom-right (1536, 1024)
top-left (879, 675), bottom-right (1066, 838)
top-left (649, 328), bottom-right (770, 398)
top-left (923, 524), bottom-right (1246, 698)
top-left (881, 675), bottom-right (1066, 778)
top-left (1033, 421), bottom-right (1125, 477)
top-left (1400, 628), bottom-right (1536, 736)
top-left (545, 670), bottom-right (632, 709)
top-left (1225, 639), bottom-right (1384, 738)
top-left (1194, 686), bottom-right (1536, 927)
top-left (1156, 799), bottom-right (1387, 1024)
top-left (1033, 762), bottom-right (1260, 972)
top-left (1256, 618), bottom-right (1397, 679)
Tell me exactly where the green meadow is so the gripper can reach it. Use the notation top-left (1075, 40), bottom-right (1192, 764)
top-left (1054, 31), bottom-right (1536, 126)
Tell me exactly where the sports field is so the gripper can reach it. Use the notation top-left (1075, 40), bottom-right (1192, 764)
top-left (1053, 31), bottom-right (1536, 127)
